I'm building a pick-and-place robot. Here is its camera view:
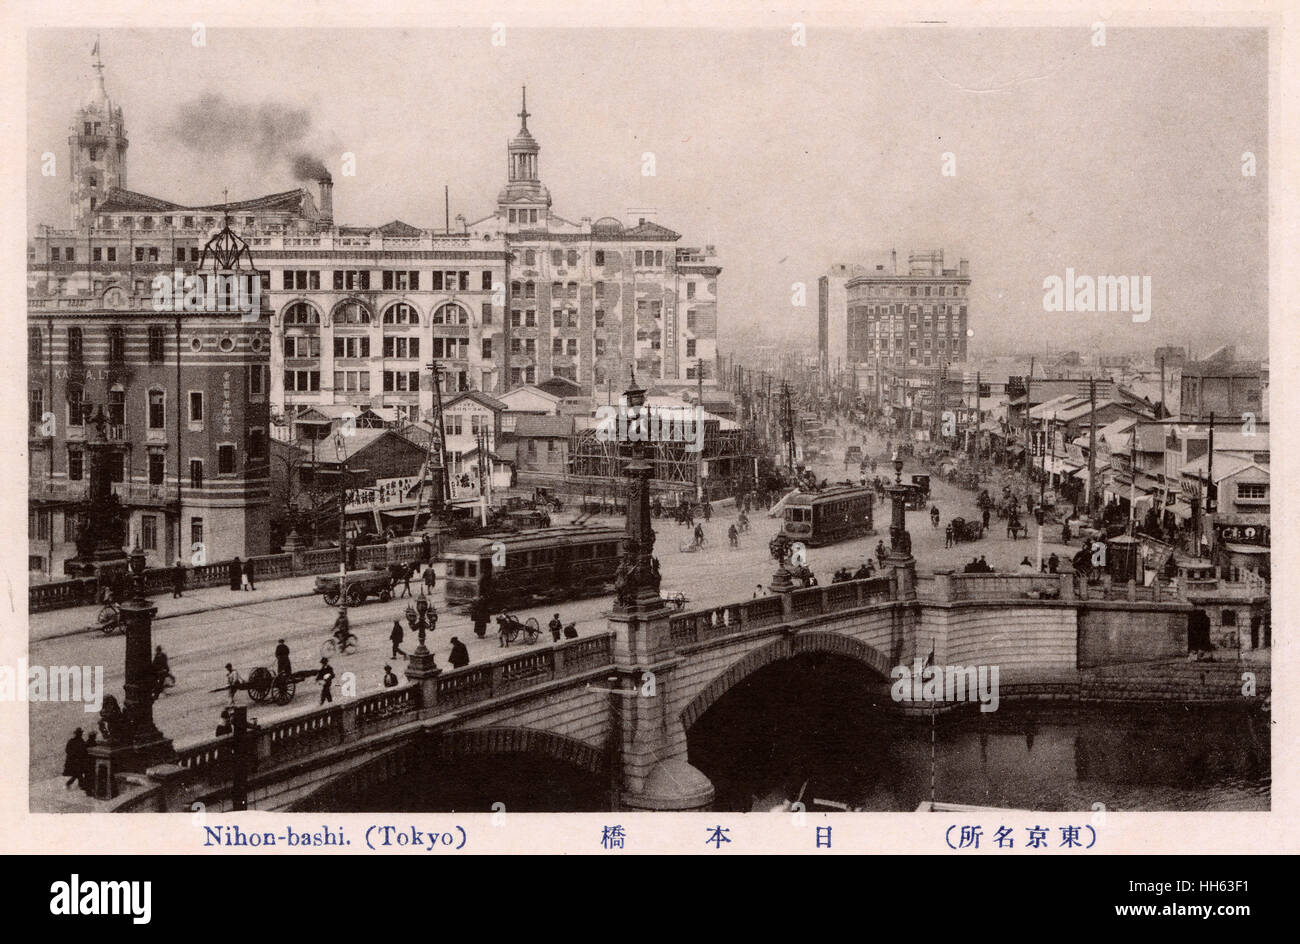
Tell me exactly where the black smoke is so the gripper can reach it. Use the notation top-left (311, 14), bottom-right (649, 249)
top-left (165, 92), bottom-right (332, 181)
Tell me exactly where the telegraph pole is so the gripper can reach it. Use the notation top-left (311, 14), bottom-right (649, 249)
top-left (697, 357), bottom-right (706, 504)
top-left (1086, 375), bottom-right (1097, 515)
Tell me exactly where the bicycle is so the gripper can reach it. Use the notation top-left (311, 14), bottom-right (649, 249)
top-left (95, 602), bottom-right (123, 635)
top-left (320, 630), bottom-right (359, 658)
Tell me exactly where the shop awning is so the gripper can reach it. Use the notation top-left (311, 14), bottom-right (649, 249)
top-left (1223, 543), bottom-right (1270, 554)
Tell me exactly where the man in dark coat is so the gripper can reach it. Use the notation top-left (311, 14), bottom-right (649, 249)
top-left (274, 639), bottom-right (292, 677)
top-left (229, 557), bottom-right (242, 591)
top-left (549, 614), bottom-right (563, 642)
top-left (172, 559), bottom-right (186, 598)
top-left (470, 596), bottom-right (490, 639)
top-left (390, 619), bottom-right (407, 659)
top-left (317, 658), bottom-right (335, 704)
top-left (63, 728), bottom-right (87, 790)
top-left (448, 636), bottom-right (470, 669)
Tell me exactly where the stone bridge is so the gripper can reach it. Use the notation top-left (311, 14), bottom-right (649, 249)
top-left (109, 569), bottom-right (1206, 813)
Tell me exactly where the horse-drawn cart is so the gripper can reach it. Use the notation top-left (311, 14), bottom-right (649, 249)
top-left (212, 666), bottom-right (320, 706)
top-left (315, 568), bottom-right (392, 606)
top-left (949, 516), bottom-right (985, 542)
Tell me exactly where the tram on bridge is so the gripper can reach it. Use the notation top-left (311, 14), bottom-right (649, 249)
top-left (779, 485), bottom-right (875, 547)
top-left (444, 525), bottom-right (624, 608)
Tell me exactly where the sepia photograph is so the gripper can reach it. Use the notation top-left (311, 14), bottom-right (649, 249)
top-left (7, 7), bottom-right (1282, 853)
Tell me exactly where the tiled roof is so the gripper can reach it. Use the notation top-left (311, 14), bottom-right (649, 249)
top-left (97, 186), bottom-right (309, 214)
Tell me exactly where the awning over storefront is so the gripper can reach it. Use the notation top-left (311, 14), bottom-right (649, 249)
top-left (1223, 543), bottom-right (1270, 555)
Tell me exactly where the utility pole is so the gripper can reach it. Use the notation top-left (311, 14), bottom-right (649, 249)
top-left (697, 357), bottom-right (706, 504)
top-left (1205, 411), bottom-right (1216, 561)
top-left (1086, 375), bottom-right (1097, 516)
top-left (1025, 356), bottom-right (1035, 473)
top-left (1159, 355), bottom-right (1166, 418)
top-left (974, 369), bottom-right (982, 465)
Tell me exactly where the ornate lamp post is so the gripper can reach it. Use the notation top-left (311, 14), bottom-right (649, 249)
top-left (404, 588), bottom-right (437, 658)
top-left (1034, 504), bottom-right (1046, 572)
top-left (881, 450), bottom-right (917, 600)
top-left (612, 375), bottom-right (666, 615)
top-left (88, 540), bottom-right (175, 797)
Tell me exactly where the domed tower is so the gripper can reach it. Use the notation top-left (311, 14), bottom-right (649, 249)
top-left (68, 38), bottom-right (128, 230)
top-left (497, 86), bottom-right (551, 224)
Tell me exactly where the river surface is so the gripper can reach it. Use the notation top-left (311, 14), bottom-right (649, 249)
top-left (693, 699), bottom-right (1270, 813)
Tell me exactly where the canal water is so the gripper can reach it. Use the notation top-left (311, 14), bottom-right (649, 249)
top-left (687, 655), bottom-right (1270, 813)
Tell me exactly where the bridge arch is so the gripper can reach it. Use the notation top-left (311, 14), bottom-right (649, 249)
top-left (680, 631), bottom-right (893, 731)
top-left (287, 725), bottom-right (606, 811)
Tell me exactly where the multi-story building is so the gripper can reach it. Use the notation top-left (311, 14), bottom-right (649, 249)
top-left (817, 263), bottom-right (865, 385)
top-left (1179, 347), bottom-right (1264, 423)
top-left (35, 49), bottom-right (720, 425)
top-left (843, 250), bottom-right (971, 395)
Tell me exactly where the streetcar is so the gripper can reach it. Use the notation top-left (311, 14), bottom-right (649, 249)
top-left (443, 525), bottom-right (624, 608)
top-left (780, 485), bottom-right (875, 547)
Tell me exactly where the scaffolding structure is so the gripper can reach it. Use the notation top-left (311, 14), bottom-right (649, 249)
top-left (568, 421), bottom-right (762, 503)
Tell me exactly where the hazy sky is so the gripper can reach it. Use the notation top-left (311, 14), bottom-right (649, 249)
top-left (28, 27), bottom-right (1268, 359)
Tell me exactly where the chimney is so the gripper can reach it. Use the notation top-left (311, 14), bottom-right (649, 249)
top-left (317, 176), bottom-right (333, 224)
top-left (890, 249), bottom-right (897, 274)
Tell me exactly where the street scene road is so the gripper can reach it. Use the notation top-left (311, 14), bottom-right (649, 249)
top-left (28, 420), bottom-right (1071, 788)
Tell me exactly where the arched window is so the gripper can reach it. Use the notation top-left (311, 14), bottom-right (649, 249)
top-left (282, 301), bottom-right (320, 325)
top-left (383, 303), bottom-right (417, 325)
top-left (432, 303), bottom-right (468, 326)
top-left (333, 300), bottom-right (371, 324)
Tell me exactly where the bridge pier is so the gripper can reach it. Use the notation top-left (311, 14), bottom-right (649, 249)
top-left (609, 609), bottom-right (714, 811)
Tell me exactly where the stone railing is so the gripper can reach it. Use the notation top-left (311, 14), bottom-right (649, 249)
top-left (668, 577), bottom-right (895, 647)
top-left (29, 537), bottom-right (435, 613)
top-left (169, 633), bottom-right (614, 785)
top-left (928, 570), bottom-right (1074, 603)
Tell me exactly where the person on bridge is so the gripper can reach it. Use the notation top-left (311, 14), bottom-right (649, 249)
top-left (152, 645), bottom-right (174, 697)
top-left (316, 658), bottom-right (336, 704)
top-left (275, 639), bottom-right (292, 677)
top-left (400, 562), bottom-right (414, 598)
top-left (423, 563), bottom-right (437, 594)
top-left (875, 541), bottom-right (887, 564)
top-left (693, 523), bottom-right (705, 548)
top-left (224, 663), bottom-right (242, 705)
top-left (1061, 520), bottom-right (1072, 544)
top-left (978, 555), bottom-right (991, 572)
top-left (1018, 556), bottom-right (1035, 574)
top-left (1048, 552), bottom-right (1060, 574)
top-left (549, 614), bottom-right (563, 643)
top-left (229, 558), bottom-right (242, 592)
top-left (728, 524), bottom-right (739, 548)
top-left (63, 728), bottom-right (87, 791)
top-left (702, 502), bottom-right (712, 521)
top-left (945, 523), bottom-right (954, 548)
top-left (382, 665), bottom-right (399, 688)
top-left (390, 619), bottom-right (407, 660)
top-left (171, 559), bottom-right (186, 599)
top-left (470, 596), bottom-right (490, 639)
top-left (981, 507), bottom-right (991, 530)
top-left (930, 505), bottom-right (940, 528)
top-left (448, 636), bottom-right (470, 669)
top-left (563, 623), bottom-right (578, 639)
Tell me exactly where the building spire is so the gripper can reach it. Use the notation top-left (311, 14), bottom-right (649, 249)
top-left (89, 34), bottom-right (109, 106)
top-left (518, 85), bottom-right (530, 131)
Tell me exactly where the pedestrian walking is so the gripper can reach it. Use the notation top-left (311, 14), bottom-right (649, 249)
top-left (423, 563), bottom-right (437, 594)
top-left (549, 613), bottom-right (563, 643)
top-left (225, 663), bottom-right (242, 705)
top-left (1048, 552), bottom-right (1059, 574)
top-left (1061, 520), bottom-right (1072, 544)
top-left (81, 733), bottom-right (97, 795)
top-left (382, 664), bottom-right (399, 688)
top-left (421, 532), bottom-right (432, 565)
top-left (448, 636), bottom-right (470, 669)
top-left (981, 507), bottom-right (990, 529)
top-left (944, 523), bottom-right (954, 548)
top-left (243, 557), bottom-right (256, 590)
top-left (171, 559), bottom-right (186, 598)
top-left (390, 619), bottom-right (408, 659)
top-left (229, 557), bottom-right (242, 591)
top-left (470, 596), bottom-right (490, 639)
top-left (317, 658), bottom-right (335, 704)
top-left (63, 728), bottom-right (87, 791)
top-left (400, 561), bottom-right (414, 598)
top-left (275, 639), bottom-right (292, 677)
top-left (728, 524), bottom-right (739, 548)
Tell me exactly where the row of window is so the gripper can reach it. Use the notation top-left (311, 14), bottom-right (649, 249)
top-left (52, 435), bottom-right (265, 488)
top-left (281, 300), bottom-right (478, 326)
top-left (857, 284), bottom-right (968, 297)
top-left (29, 370), bottom-right (267, 430)
top-left (857, 304), bottom-right (968, 317)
